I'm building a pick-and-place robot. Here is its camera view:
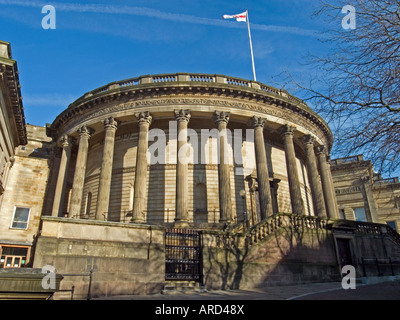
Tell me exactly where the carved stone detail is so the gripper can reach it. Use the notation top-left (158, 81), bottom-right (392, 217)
top-left (174, 109), bottom-right (191, 123)
top-left (251, 116), bottom-right (267, 128)
top-left (214, 111), bottom-right (230, 125)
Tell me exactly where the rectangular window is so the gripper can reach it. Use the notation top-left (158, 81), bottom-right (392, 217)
top-left (353, 207), bottom-right (367, 222)
top-left (10, 207), bottom-right (30, 229)
top-left (339, 209), bottom-right (346, 220)
top-left (0, 246), bottom-right (29, 268)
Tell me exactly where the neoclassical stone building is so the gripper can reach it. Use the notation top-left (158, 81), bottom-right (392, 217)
top-left (2, 65), bottom-right (400, 298)
top-left (45, 73), bottom-right (339, 227)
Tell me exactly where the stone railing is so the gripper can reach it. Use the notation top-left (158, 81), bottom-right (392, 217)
top-left (351, 220), bottom-right (400, 247)
top-left (211, 213), bottom-right (400, 250)
top-left (330, 155), bottom-right (364, 166)
top-left (374, 177), bottom-right (399, 185)
top-left (215, 213), bottom-right (329, 248)
top-left (77, 72), bottom-right (309, 109)
top-left (244, 213), bottom-right (328, 246)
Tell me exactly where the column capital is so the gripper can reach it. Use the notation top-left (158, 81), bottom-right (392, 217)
top-left (174, 109), bottom-right (191, 123)
top-left (214, 111), bottom-right (230, 125)
top-left (77, 125), bottom-right (95, 138)
top-left (59, 135), bottom-right (73, 149)
top-left (251, 116), bottom-right (267, 128)
top-left (281, 124), bottom-right (296, 136)
top-left (316, 145), bottom-right (328, 156)
top-left (135, 111), bottom-right (152, 126)
top-left (303, 134), bottom-right (316, 146)
top-left (103, 117), bottom-right (120, 130)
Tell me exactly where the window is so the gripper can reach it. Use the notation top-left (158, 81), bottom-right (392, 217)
top-left (194, 183), bottom-right (207, 213)
top-left (0, 246), bottom-right (29, 268)
top-left (339, 209), bottom-right (346, 220)
top-left (386, 221), bottom-right (397, 232)
top-left (353, 207), bottom-right (367, 222)
top-left (10, 207), bottom-right (30, 229)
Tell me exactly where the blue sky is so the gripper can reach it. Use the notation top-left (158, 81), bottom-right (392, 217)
top-left (1, 0), bottom-right (334, 127)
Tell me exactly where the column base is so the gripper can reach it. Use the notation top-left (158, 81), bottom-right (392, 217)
top-left (130, 217), bottom-right (146, 224)
top-left (174, 219), bottom-right (190, 228)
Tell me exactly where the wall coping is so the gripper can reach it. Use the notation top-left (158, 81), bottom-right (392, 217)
top-left (41, 216), bottom-right (165, 231)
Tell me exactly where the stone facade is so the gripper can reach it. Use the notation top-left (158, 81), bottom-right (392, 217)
top-left (331, 155), bottom-right (400, 231)
top-left (0, 40), bottom-right (27, 205)
top-left (45, 73), bottom-right (337, 227)
top-left (1, 66), bottom-right (400, 299)
top-left (0, 41), bottom-right (29, 270)
top-left (0, 125), bottom-right (51, 267)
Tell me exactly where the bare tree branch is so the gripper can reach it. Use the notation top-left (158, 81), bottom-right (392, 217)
top-left (284, 0), bottom-right (400, 175)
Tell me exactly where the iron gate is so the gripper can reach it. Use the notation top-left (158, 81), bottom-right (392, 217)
top-left (165, 228), bottom-right (202, 282)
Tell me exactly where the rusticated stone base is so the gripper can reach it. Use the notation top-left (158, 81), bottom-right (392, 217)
top-left (33, 217), bottom-right (165, 299)
top-left (32, 214), bottom-right (400, 299)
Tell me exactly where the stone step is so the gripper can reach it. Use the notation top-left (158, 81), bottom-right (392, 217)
top-left (161, 281), bottom-right (207, 294)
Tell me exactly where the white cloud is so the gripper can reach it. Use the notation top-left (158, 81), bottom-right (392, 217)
top-left (0, 0), bottom-right (318, 37)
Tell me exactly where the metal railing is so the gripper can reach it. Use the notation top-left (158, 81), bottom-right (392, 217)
top-left (60, 269), bottom-right (94, 300)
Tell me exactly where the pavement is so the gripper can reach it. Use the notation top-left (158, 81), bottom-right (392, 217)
top-left (96, 278), bottom-right (400, 300)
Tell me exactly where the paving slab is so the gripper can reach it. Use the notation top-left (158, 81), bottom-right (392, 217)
top-left (94, 280), bottom-right (400, 300)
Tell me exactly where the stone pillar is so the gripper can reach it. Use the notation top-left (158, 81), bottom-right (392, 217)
top-left (132, 111), bottom-right (152, 223)
top-left (251, 116), bottom-right (273, 219)
top-left (174, 109), bottom-right (191, 226)
top-left (214, 111), bottom-right (233, 223)
top-left (317, 145), bottom-right (338, 219)
top-left (281, 124), bottom-right (304, 215)
top-left (95, 117), bottom-right (119, 220)
top-left (51, 135), bottom-right (72, 217)
top-left (303, 135), bottom-right (327, 218)
top-left (69, 125), bottom-right (94, 218)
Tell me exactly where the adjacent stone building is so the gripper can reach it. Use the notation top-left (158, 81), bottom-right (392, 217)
top-left (0, 125), bottom-right (51, 268)
top-left (331, 155), bottom-right (400, 231)
top-left (0, 40), bottom-right (29, 269)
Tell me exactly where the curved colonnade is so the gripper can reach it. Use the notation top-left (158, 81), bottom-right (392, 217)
top-left (47, 73), bottom-right (338, 228)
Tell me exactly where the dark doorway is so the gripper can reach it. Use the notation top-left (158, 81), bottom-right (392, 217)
top-left (336, 238), bottom-right (353, 269)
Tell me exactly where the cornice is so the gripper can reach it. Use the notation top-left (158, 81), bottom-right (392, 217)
top-left (49, 74), bottom-right (333, 150)
top-left (0, 60), bottom-right (27, 146)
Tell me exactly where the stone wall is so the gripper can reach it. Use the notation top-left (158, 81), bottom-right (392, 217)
top-left (201, 215), bottom-right (400, 290)
top-left (32, 213), bottom-right (400, 299)
top-left (33, 217), bottom-right (165, 299)
top-left (0, 125), bottom-right (52, 248)
top-left (201, 215), bottom-right (339, 290)
top-left (74, 126), bottom-right (314, 225)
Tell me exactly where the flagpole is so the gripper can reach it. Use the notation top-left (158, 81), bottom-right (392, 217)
top-left (246, 9), bottom-right (257, 81)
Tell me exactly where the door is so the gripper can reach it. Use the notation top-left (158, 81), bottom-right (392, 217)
top-left (165, 228), bottom-right (202, 282)
top-left (336, 238), bottom-right (353, 269)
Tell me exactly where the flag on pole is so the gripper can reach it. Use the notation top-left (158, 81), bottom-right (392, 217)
top-left (222, 11), bottom-right (247, 22)
top-left (222, 10), bottom-right (257, 81)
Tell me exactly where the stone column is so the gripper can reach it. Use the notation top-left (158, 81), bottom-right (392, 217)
top-left (251, 116), bottom-right (273, 219)
top-left (132, 111), bottom-right (152, 223)
top-left (174, 109), bottom-right (191, 226)
top-left (317, 145), bottom-right (338, 219)
top-left (95, 117), bottom-right (119, 220)
top-left (214, 111), bottom-right (233, 223)
top-left (281, 124), bottom-right (304, 215)
top-left (303, 135), bottom-right (327, 217)
top-left (69, 125), bottom-right (94, 218)
top-left (51, 135), bottom-right (72, 217)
